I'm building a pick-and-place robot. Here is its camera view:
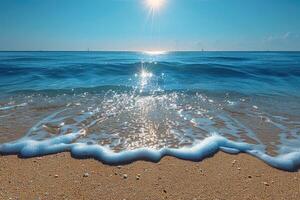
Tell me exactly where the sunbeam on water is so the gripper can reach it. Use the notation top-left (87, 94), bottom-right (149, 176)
top-left (0, 51), bottom-right (300, 171)
top-left (136, 69), bottom-right (153, 92)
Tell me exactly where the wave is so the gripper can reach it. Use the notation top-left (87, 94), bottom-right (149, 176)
top-left (11, 85), bottom-right (135, 95)
top-left (0, 57), bottom-right (55, 62)
top-left (1, 61), bottom-right (300, 79)
top-left (0, 132), bottom-right (299, 171)
top-left (207, 56), bottom-right (250, 61)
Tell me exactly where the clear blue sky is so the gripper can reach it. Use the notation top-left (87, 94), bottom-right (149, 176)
top-left (1, 0), bottom-right (300, 51)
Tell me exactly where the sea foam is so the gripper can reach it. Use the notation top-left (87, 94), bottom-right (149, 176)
top-left (0, 131), bottom-right (299, 171)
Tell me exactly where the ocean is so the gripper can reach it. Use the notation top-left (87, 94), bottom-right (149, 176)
top-left (0, 51), bottom-right (299, 171)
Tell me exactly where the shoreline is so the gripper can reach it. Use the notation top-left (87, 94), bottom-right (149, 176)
top-left (0, 152), bottom-right (299, 200)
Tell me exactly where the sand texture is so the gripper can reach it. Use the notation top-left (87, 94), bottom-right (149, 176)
top-left (0, 152), bottom-right (299, 200)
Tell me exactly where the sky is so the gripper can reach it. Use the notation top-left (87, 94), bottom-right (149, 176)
top-left (0, 0), bottom-right (300, 51)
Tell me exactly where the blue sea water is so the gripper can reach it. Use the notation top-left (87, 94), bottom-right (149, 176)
top-left (0, 51), bottom-right (299, 171)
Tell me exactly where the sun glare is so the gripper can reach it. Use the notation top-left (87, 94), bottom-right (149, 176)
top-left (144, 51), bottom-right (166, 55)
top-left (147, 0), bottom-right (165, 10)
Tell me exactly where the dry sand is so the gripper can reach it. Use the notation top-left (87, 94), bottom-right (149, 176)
top-left (0, 152), bottom-right (299, 200)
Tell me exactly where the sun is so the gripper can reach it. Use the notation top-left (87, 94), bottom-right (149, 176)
top-left (146, 0), bottom-right (165, 10)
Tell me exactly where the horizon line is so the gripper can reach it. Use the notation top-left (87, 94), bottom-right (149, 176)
top-left (1, 50), bottom-right (300, 52)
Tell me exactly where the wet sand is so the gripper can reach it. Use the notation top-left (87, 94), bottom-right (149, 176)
top-left (0, 152), bottom-right (299, 200)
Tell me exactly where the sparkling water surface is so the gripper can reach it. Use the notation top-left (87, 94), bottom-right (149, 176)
top-left (0, 51), bottom-right (299, 170)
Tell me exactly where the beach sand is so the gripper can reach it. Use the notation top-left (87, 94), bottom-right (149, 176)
top-left (0, 152), bottom-right (299, 200)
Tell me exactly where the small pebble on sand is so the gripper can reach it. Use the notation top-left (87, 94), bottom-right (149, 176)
top-left (136, 174), bottom-right (141, 180)
top-left (83, 173), bottom-right (90, 178)
top-left (54, 175), bottom-right (59, 178)
top-left (263, 182), bottom-right (269, 186)
top-left (232, 160), bottom-right (236, 165)
top-left (123, 174), bottom-right (128, 179)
